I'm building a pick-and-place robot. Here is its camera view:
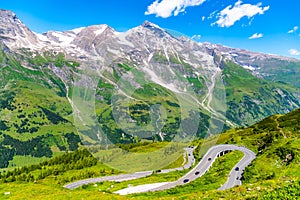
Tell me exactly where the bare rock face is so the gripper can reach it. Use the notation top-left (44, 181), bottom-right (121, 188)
top-left (1, 8), bottom-right (298, 80)
top-left (0, 9), bottom-right (300, 142)
top-left (1, 9), bottom-right (299, 92)
top-left (71, 25), bottom-right (114, 53)
top-left (0, 9), bottom-right (39, 49)
top-left (284, 154), bottom-right (293, 162)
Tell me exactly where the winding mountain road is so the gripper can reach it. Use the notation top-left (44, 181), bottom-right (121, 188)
top-left (115, 145), bottom-right (256, 195)
top-left (63, 147), bottom-right (195, 190)
top-left (64, 144), bottom-right (256, 195)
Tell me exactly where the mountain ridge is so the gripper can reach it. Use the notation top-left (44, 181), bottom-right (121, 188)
top-left (0, 8), bottom-right (299, 166)
top-left (1, 8), bottom-right (299, 89)
top-left (1, 107), bottom-right (300, 199)
top-left (0, 9), bottom-right (298, 63)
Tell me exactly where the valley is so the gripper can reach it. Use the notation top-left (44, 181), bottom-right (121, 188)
top-left (0, 8), bottom-right (299, 200)
top-left (1, 108), bottom-right (300, 199)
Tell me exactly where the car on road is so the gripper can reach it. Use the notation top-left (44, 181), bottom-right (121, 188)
top-left (208, 158), bottom-right (212, 161)
top-left (195, 171), bottom-right (200, 175)
top-left (235, 167), bottom-right (239, 171)
top-left (183, 179), bottom-right (189, 183)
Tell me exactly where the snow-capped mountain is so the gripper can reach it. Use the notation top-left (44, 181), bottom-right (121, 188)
top-left (202, 42), bottom-right (299, 78)
top-left (1, 8), bottom-right (298, 86)
top-left (0, 9), bottom-right (41, 49)
top-left (0, 8), bottom-right (296, 68)
top-left (1, 8), bottom-right (300, 143)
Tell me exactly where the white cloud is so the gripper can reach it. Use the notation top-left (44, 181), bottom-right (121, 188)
top-left (249, 33), bottom-right (263, 39)
top-left (202, 16), bottom-right (205, 21)
top-left (288, 26), bottom-right (298, 34)
top-left (208, 10), bottom-right (218, 19)
top-left (288, 49), bottom-right (300, 56)
top-left (145, 0), bottom-right (206, 18)
top-left (191, 34), bottom-right (201, 40)
top-left (214, 0), bottom-right (270, 28)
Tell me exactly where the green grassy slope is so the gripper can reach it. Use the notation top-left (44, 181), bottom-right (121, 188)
top-left (254, 58), bottom-right (300, 88)
top-left (0, 81), bottom-right (80, 168)
top-left (190, 108), bottom-right (300, 199)
top-left (0, 108), bottom-right (299, 199)
top-left (0, 44), bottom-right (81, 168)
top-left (1, 40), bottom-right (300, 172)
top-left (223, 61), bottom-right (300, 126)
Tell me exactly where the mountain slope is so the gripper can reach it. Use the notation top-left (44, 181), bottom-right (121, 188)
top-left (207, 108), bottom-right (300, 185)
top-left (0, 108), bottom-right (299, 199)
top-left (203, 42), bottom-right (300, 88)
top-left (223, 61), bottom-right (300, 126)
top-left (0, 9), bottom-right (299, 167)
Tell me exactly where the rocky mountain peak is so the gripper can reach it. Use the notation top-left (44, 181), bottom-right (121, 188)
top-left (77, 24), bottom-right (113, 36)
top-left (141, 20), bottom-right (161, 28)
top-left (0, 9), bottom-right (26, 36)
top-left (0, 9), bottom-right (17, 19)
top-left (139, 20), bottom-right (169, 38)
top-left (0, 9), bottom-right (298, 75)
top-left (0, 9), bottom-right (39, 49)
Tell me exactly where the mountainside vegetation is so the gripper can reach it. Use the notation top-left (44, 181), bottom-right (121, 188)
top-left (0, 13), bottom-right (300, 200)
top-left (0, 108), bottom-right (299, 199)
top-left (0, 44), bottom-right (81, 168)
top-left (1, 39), bottom-right (300, 168)
top-left (0, 8), bottom-right (300, 199)
top-left (223, 61), bottom-right (300, 126)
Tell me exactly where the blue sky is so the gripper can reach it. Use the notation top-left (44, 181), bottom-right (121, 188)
top-left (0, 0), bottom-right (299, 58)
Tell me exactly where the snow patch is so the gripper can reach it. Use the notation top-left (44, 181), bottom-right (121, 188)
top-left (94, 25), bottom-right (107, 36)
top-left (143, 67), bottom-right (180, 93)
top-left (71, 27), bottom-right (85, 34)
top-left (51, 32), bottom-right (75, 46)
top-left (114, 182), bottom-right (170, 195)
top-left (163, 47), bottom-right (169, 62)
top-left (148, 52), bottom-right (154, 63)
top-left (35, 33), bottom-right (49, 42)
top-left (242, 65), bottom-right (256, 71)
top-left (116, 32), bottom-right (135, 48)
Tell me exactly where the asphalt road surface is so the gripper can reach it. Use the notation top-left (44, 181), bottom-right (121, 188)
top-left (63, 147), bottom-right (195, 190)
top-left (65, 144), bottom-right (256, 193)
top-left (115, 144), bottom-right (256, 195)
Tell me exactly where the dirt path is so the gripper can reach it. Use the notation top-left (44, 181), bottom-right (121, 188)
top-left (275, 116), bottom-right (287, 138)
